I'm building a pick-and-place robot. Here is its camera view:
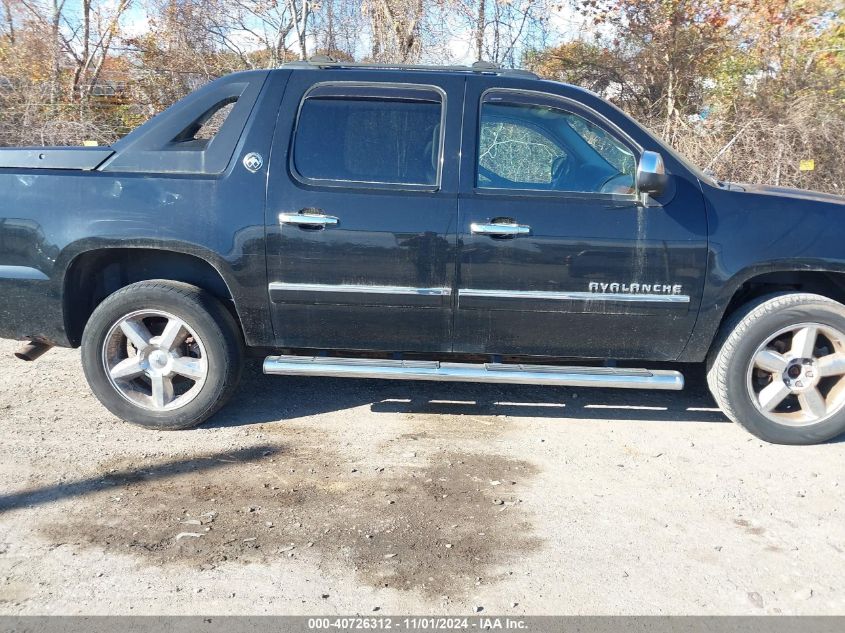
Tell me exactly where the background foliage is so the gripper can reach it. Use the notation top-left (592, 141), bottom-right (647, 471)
top-left (1, 0), bottom-right (843, 192)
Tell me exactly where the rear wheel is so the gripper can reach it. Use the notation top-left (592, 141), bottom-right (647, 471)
top-left (707, 292), bottom-right (845, 444)
top-left (81, 280), bottom-right (244, 429)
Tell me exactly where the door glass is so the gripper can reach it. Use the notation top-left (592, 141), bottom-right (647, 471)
top-left (477, 101), bottom-right (636, 194)
top-left (294, 92), bottom-right (442, 186)
top-left (478, 117), bottom-right (566, 186)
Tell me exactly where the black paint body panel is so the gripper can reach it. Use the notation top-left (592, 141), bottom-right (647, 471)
top-left (678, 182), bottom-right (845, 361)
top-left (0, 67), bottom-right (844, 365)
top-left (265, 70), bottom-right (462, 352)
top-left (0, 147), bottom-right (114, 170)
top-left (454, 78), bottom-right (708, 359)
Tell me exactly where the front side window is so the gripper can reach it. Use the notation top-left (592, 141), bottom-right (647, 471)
top-left (478, 118), bottom-right (566, 186)
top-left (294, 86), bottom-right (442, 187)
top-left (477, 98), bottom-right (636, 194)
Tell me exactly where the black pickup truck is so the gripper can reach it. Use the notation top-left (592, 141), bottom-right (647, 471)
top-left (2, 60), bottom-right (845, 445)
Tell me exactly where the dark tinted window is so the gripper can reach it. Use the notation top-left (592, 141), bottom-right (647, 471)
top-left (294, 93), bottom-right (442, 186)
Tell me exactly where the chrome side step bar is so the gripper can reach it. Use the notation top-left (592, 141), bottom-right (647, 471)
top-left (262, 355), bottom-right (684, 390)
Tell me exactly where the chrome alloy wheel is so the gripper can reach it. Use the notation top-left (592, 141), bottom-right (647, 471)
top-left (102, 309), bottom-right (208, 411)
top-left (746, 322), bottom-right (845, 426)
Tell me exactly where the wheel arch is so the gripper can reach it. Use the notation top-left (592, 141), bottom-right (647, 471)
top-left (62, 246), bottom-right (244, 347)
top-left (684, 266), bottom-right (845, 362)
top-left (721, 269), bottom-right (845, 319)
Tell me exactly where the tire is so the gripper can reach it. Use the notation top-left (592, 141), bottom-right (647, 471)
top-left (81, 280), bottom-right (244, 430)
top-left (707, 292), bottom-right (845, 445)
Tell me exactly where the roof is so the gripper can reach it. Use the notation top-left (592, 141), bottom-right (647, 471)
top-left (280, 57), bottom-right (539, 80)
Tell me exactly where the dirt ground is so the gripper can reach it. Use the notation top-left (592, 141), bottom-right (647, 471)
top-left (0, 338), bottom-right (843, 615)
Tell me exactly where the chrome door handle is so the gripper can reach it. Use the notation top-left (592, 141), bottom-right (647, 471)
top-left (470, 222), bottom-right (531, 236)
top-left (279, 212), bottom-right (339, 227)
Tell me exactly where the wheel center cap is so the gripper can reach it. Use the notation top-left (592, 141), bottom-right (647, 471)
top-left (149, 350), bottom-right (169, 369)
top-left (783, 358), bottom-right (817, 391)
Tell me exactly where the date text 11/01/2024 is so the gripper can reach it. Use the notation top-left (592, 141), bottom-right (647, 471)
top-left (306, 617), bottom-right (528, 630)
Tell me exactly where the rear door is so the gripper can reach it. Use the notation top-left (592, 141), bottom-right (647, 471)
top-left (265, 70), bottom-right (463, 352)
top-left (455, 81), bottom-right (708, 360)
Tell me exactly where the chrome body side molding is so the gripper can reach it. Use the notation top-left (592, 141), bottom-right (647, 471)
top-left (263, 355), bottom-right (685, 390)
top-left (267, 282), bottom-right (452, 308)
top-left (269, 282), bottom-right (451, 296)
top-left (268, 284), bottom-right (688, 302)
top-left (458, 288), bottom-right (690, 303)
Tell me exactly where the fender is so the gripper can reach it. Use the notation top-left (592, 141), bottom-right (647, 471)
top-left (57, 236), bottom-right (273, 348)
top-left (680, 258), bottom-right (845, 362)
top-left (676, 180), bottom-right (845, 362)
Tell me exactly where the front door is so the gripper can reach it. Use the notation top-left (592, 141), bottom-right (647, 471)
top-left (265, 70), bottom-right (463, 352)
top-left (455, 83), bottom-right (708, 360)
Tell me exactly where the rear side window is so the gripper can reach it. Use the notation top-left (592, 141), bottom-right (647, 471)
top-left (171, 97), bottom-right (238, 150)
top-left (293, 84), bottom-right (443, 187)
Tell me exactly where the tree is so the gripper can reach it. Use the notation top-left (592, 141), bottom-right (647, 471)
top-left (0, 0), bottom-right (842, 194)
top-left (365, 0), bottom-right (425, 62)
top-left (525, 0), bottom-right (845, 192)
top-left (18, 0), bottom-right (132, 102)
top-left (1, 0), bottom-right (16, 43)
top-left (457, 0), bottom-right (550, 66)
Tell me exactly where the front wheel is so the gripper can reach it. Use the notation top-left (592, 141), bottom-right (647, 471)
top-left (707, 292), bottom-right (845, 444)
top-left (81, 280), bottom-right (244, 430)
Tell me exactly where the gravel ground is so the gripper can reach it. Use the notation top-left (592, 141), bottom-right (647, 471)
top-left (0, 337), bottom-right (843, 615)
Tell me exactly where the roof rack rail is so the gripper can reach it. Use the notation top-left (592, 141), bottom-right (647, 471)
top-left (281, 57), bottom-right (539, 80)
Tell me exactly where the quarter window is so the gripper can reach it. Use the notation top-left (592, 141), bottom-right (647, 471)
top-left (293, 87), bottom-right (443, 187)
top-left (477, 99), bottom-right (636, 194)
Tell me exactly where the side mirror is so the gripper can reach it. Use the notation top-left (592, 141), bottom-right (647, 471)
top-left (636, 150), bottom-right (668, 196)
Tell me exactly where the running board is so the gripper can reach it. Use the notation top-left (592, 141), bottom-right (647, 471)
top-left (262, 355), bottom-right (684, 390)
